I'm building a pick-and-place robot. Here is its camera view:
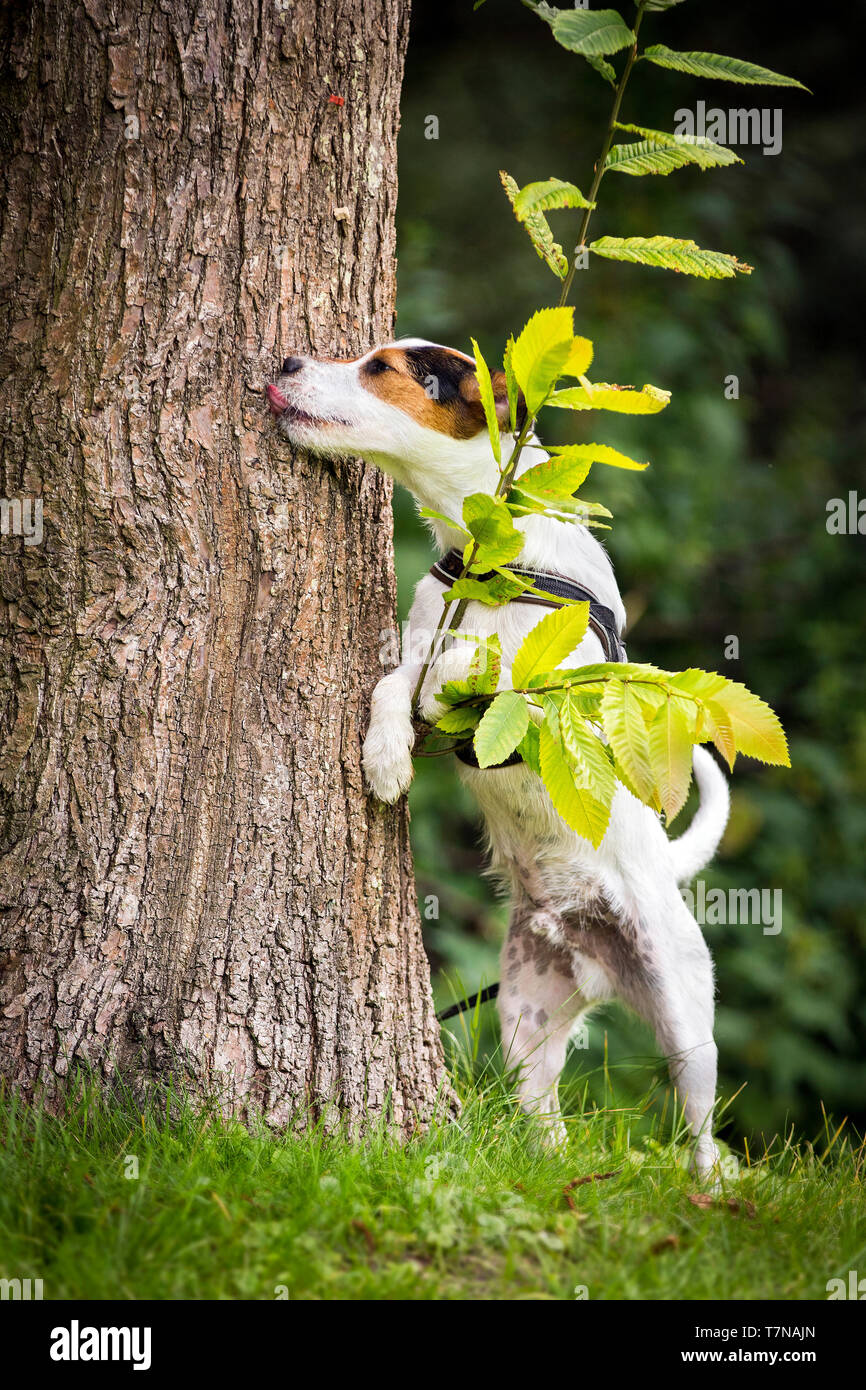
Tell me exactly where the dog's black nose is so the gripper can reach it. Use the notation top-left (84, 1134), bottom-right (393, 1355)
top-left (281, 356), bottom-right (304, 375)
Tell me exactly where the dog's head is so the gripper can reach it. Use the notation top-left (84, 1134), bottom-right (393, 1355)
top-left (266, 339), bottom-right (528, 505)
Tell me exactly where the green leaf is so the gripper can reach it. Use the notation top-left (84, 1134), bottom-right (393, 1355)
top-left (605, 141), bottom-right (698, 178)
top-left (559, 694), bottom-right (616, 807)
top-left (517, 721), bottom-right (542, 775)
top-left (474, 690), bottom-right (530, 768)
top-left (507, 487), bottom-right (611, 516)
top-left (435, 705), bottom-right (482, 734)
top-left (710, 681), bottom-right (790, 766)
top-left (701, 698), bottom-right (737, 770)
top-left (548, 381), bottom-right (671, 413)
top-left (467, 634), bottom-right (502, 696)
top-left (670, 691), bottom-right (699, 738)
top-left (465, 541), bottom-right (526, 571)
top-left (437, 677), bottom-right (475, 706)
top-left (500, 171), bottom-right (568, 280)
top-left (561, 336), bottom-right (594, 378)
top-left (649, 695), bottom-right (694, 821)
top-left (462, 493), bottom-right (524, 567)
top-left (510, 307), bottom-right (575, 414)
top-left (522, 443), bottom-right (648, 493)
top-left (503, 336), bottom-right (519, 433)
top-left (495, 563), bottom-right (589, 607)
top-left (418, 506), bottom-right (471, 536)
top-left (513, 178), bottom-right (595, 217)
top-left (547, 7), bottom-right (635, 58)
top-left (566, 690), bottom-right (604, 719)
top-left (600, 681), bottom-right (657, 805)
top-left (605, 135), bottom-right (742, 178)
top-left (539, 709), bottom-right (611, 847)
top-left (516, 450), bottom-right (593, 498)
top-left (442, 573), bottom-right (528, 607)
top-left (589, 234), bottom-right (752, 279)
top-left (566, 441), bottom-right (648, 470)
top-left (583, 52), bottom-right (617, 86)
top-left (469, 337), bottom-right (501, 465)
top-left (614, 123), bottom-right (742, 172)
top-left (507, 489), bottom-right (614, 529)
top-left (630, 681), bottom-right (668, 716)
top-left (641, 44), bottom-right (809, 90)
top-left (642, 0), bottom-right (688, 9)
top-left (512, 602), bottom-right (591, 689)
top-left (667, 668), bottom-right (729, 700)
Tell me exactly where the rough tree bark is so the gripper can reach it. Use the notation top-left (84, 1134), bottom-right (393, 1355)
top-left (0, 0), bottom-right (449, 1131)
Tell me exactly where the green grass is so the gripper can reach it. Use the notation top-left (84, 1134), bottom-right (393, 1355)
top-left (0, 1052), bottom-right (862, 1301)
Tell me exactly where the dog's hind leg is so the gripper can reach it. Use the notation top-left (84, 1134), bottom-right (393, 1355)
top-left (573, 888), bottom-right (719, 1178)
top-left (498, 909), bottom-right (599, 1150)
top-left (648, 912), bottom-right (720, 1179)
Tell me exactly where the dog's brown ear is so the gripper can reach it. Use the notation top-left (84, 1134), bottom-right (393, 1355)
top-left (460, 369), bottom-right (528, 434)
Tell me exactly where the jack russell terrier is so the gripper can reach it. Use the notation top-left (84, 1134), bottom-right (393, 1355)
top-left (267, 339), bottom-right (730, 1176)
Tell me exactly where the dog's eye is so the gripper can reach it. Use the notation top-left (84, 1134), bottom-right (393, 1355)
top-left (364, 357), bottom-right (393, 376)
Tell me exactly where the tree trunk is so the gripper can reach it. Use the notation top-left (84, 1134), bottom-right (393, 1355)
top-left (0, 0), bottom-right (448, 1131)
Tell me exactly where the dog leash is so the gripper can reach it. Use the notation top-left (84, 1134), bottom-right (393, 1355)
top-left (436, 981), bottom-right (500, 1022)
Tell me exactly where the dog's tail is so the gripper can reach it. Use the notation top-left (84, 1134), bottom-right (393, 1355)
top-left (669, 746), bottom-right (730, 884)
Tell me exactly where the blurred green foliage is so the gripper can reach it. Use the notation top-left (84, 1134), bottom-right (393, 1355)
top-left (393, 1), bottom-right (865, 1144)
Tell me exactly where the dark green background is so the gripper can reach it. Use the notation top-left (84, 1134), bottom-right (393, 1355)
top-left (393, 1), bottom-right (865, 1146)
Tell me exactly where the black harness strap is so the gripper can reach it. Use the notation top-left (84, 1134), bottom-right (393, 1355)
top-left (429, 549), bottom-right (626, 664)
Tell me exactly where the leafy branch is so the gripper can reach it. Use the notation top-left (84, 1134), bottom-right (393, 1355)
top-left (429, 607), bottom-right (788, 845)
top-left (507, 0), bottom-right (805, 285)
top-left (407, 0), bottom-right (801, 839)
top-left (554, 0), bottom-right (648, 305)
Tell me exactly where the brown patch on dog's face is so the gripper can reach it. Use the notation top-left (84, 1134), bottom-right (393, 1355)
top-left (360, 345), bottom-right (527, 439)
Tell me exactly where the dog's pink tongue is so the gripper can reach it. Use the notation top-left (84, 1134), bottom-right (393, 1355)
top-left (266, 383), bottom-right (289, 415)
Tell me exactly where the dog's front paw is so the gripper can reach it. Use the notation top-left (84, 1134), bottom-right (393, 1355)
top-left (362, 722), bottom-right (415, 804)
top-left (418, 689), bottom-right (448, 727)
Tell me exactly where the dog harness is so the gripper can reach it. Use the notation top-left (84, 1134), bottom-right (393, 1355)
top-left (429, 548), bottom-right (627, 769)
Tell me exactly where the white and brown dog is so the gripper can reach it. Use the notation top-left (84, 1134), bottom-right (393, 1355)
top-left (267, 340), bottom-right (730, 1175)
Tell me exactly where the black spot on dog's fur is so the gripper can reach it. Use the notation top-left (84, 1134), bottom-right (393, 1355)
top-left (402, 347), bottom-right (472, 403)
